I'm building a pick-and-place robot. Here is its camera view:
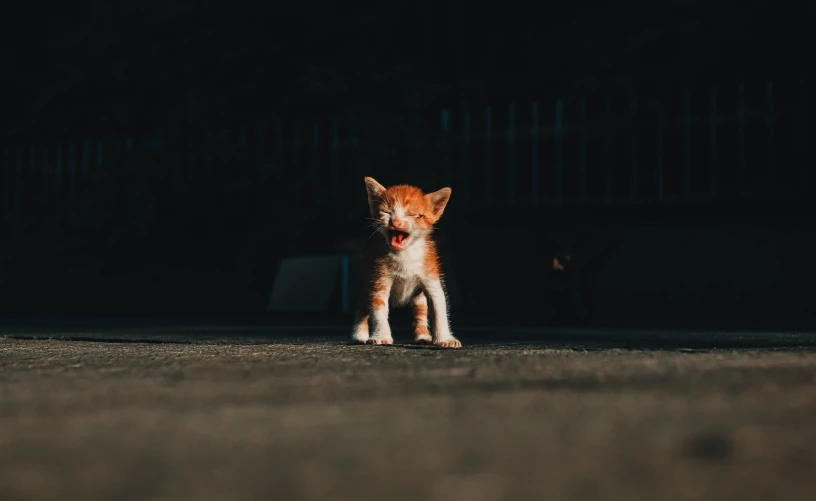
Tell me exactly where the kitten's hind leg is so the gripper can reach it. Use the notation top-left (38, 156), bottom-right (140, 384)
top-left (350, 304), bottom-right (370, 344)
top-left (411, 293), bottom-right (432, 345)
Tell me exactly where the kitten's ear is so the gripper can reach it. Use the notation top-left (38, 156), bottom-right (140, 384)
top-left (426, 187), bottom-right (452, 218)
top-left (364, 176), bottom-right (386, 200)
top-left (364, 176), bottom-right (386, 214)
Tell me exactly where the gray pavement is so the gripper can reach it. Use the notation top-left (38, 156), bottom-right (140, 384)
top-left (2, 327), bottom-right (816, 501)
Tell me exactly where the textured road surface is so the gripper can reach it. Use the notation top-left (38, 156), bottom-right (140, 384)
top-left (2, 327), bottom-right (816, 501)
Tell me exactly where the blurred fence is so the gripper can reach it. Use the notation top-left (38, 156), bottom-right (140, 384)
top-left (1, 79), bottom-right (808, 230)
top-left (433, 79), bottom-right (809, 207)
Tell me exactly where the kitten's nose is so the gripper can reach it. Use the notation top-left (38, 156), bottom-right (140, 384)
top-left (391, 218), bottom-right (409, 231)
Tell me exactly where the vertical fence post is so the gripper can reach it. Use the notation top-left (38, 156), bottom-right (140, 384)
top-left (95, 139), bottom-right (104, 172)
top-left (80, 141), bottom-right (89, 222)
top-left (294, 121), bottom-right (302, 183)
top-left (125, 134), bottom-right (134, 218)
top-left (463, 108), bottom-right (472, 207)
top-left (798, 79), bottom-right (805, 191)
top-left (30, 145), bottom-right (39, 225)
top-left (578, 98), bottom-right (587, 199)
top-left (275, 120), bottom-right (284, 174)
top-left (554, 99), bottom-right (563, 202)
top-left (683, 89), bottom-right (691, 199)
top-left (737, 82), bottom-right (746, 196)
top-left (15, 148), bottom-right (23, 225)
top-left (1, 147), bottom-right (5, 222)
top-left (93, 138), bottom-right (104, 223)
top-left (5, 146), bottom-right (12, 223)
top-left (603, 99), bottom-right (612, 201)
top-left (766, 80), bottom-right (775, 195)
top-left (351, 115), bottom-right (360, 180)
top-left (222, 125), bottom-right (231, 195)
top-left (55, 140), bottom-right (63, 225)
top-left (194, 127), bottom-right (205, 185)
top-left (68, 141), bottom-right (76, 221)
top-left (185, 91), bottom-right (195, 188)
top-left (254, 121), bottom-right (265, 218)
top-left (185, 116), bottom-right (194, 188)
top-left (2, 147), bottom-right (9, 223)
top-left (440, 109), bottom-right (451, 182)
top-left (256, 121), bottom-right (265, 170)
top-left (709, 86), bottom-right (718, 198)
top-left (289, 121), bottom-right (300, 207)
top-left (340, 254), bottom-right (350, 313)
top-left (41, 143), bottom-right (50, 226)
top-left (331, 118), bottom-right (340, 194)
top-left (484, 105), bottom-right (493, 206)
top-left (530, 101), bottom-right (539, 204)
top-left (242, 125), bottom-right (251, 216)
top-left (657, 104), bottom-right (665, 201)
top-left (630, 95), bottom-right (638, 200)
top-left (81, 141), bottom-right (90, 177)
top-left (312, 120), bottom-right (320, 189)
top-left (237, 126), bottom-right (247, 214)
top-left (1, 148), bottom-right (8, 222)
top-left (507, 103), bottom-right (516, 206)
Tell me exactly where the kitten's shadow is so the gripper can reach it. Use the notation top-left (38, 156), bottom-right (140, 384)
top-left (397, 343), bottom-right (455, 350)
top-left (350, 342), bottom-right (460, 350)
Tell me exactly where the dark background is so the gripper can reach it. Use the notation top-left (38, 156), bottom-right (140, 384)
top-left (1, 1), bottom-right (814, 330)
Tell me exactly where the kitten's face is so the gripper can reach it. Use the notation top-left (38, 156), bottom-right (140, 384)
top-left (364, 177), bottom-right (451, 252)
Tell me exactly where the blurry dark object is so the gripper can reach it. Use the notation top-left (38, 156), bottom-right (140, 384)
top-left (552, 255), bottom-right (571, 271)
top-left (547, 229), bottom-right (618, 326)
top-left (267, 255), bottom-right (351, 313)
top-left (549, 249), bottom-right (590, 326)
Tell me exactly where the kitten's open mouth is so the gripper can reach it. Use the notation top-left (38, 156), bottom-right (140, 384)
top-left (389, 230), bottom-right (410, 250)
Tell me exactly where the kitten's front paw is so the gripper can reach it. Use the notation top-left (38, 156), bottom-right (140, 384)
top-left (367, 328), bottom-right (393, 345)
top-left (366, 337), bottom-right (394, 345)
top-left (434, 337), bottom-right (462, 349)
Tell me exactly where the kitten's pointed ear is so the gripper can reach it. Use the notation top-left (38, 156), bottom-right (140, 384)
top-left (364, 176), bottom-right (386, 200)
top-left (364, 176), bottom-right (386, 215)
top-left (426, 187), bottom-right (452, 218)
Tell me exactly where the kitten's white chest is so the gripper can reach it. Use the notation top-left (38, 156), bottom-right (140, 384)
top-left (387, 243), bottom-right (425, 307)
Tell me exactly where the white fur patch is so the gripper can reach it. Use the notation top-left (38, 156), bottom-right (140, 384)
top-left (384, 240), bottom-right (426, 307)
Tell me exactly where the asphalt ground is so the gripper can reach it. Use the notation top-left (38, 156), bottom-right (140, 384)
top-left (2, 323), bottom-right (816, 501)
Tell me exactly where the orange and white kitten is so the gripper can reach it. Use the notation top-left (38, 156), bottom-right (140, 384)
top-left (351, 176), bottom-right (461, 349)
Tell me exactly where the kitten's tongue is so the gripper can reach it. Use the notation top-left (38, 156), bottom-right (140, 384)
top-left (391, 232), bottom-right (406, 248)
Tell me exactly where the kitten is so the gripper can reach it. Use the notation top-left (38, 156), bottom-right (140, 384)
top-left (350, 176), bottom-right (461, 349)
